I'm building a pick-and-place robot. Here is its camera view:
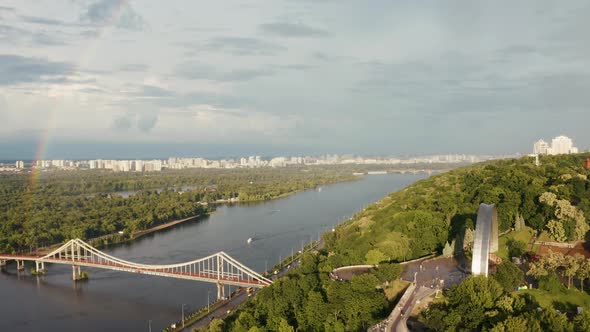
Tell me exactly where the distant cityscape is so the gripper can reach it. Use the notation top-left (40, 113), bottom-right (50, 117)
top-left (533, 135), bottom-right (579, 155)
top-left (2, 154), bottom-right (512, 173)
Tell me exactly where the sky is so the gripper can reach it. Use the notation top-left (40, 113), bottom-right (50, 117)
top-left (1, 0), bottom-right (589, 159)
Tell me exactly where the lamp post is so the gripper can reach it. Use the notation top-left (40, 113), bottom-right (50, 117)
top-left (182, 304), bottom-right (187, 328)
top-left (148, 320), bottom-right (152, 332)
top-left (207, 291), bottom-right (211, 313)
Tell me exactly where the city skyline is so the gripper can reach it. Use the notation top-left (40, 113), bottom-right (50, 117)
top-left (3, 153), bottom-right (507, 172)
top-left (1, 1), bottom-right (590, 157)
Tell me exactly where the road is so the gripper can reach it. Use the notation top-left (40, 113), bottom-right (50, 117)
top-left (183, 290), bottom-right (250, 330)
top-left (331, 265), bottom-right (375, 281)
top-left (180, 245), bottom-right (309, 331)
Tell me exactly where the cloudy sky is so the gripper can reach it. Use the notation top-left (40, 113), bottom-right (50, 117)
top-left (1, 0), bottom-right (589, 159)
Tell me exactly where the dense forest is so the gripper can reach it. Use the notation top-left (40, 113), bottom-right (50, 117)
top-left (205, 153), bottom-right (590, 331)
top-left (326, 153), bottom-right (590, 266)
top-left (0, 167), bottom-right (357, 253)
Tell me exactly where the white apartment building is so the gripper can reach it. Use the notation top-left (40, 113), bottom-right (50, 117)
top-left (533, 135), bottom-right (579, 155)
top-left (533, 139), bottom-right (550, 155)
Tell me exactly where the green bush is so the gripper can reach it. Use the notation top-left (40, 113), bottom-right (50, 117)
top-left (493, 261), bottom-right (524, 291)
top-left (539, 273), bottom-right (567, 294)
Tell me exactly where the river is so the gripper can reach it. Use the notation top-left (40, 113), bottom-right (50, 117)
top-left (0, 173), bottom-right (426, 332)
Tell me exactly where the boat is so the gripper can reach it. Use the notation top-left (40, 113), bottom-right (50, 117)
top-left (247, 237), bottom-right (253, 244)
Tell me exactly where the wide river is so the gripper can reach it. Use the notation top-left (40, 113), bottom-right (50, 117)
top-left (0, 173), bottom-right (426, 332)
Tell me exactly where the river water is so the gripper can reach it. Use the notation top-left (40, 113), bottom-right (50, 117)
top-left (0, 173), bottom-right (426, 332)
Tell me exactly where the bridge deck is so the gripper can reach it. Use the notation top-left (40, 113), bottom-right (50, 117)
top-left (0, 255), bottom-right (267, 287)
top-left (0, 238), bottom-right (271, 289)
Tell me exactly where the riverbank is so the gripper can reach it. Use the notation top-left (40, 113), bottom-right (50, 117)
top-left (32, 213), bottom-right (210, 255)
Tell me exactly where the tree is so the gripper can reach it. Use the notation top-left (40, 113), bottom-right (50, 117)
top-left (277, 318), bottom-right (295, 332)
top-left (574, 310), bottom-right (590, 332)
top-left (444, 276), bottom-right (504, 330)
top-left (442, 241), bottom-right (454, 257)
top-left (365, 249), bottom-right (387, 265)
top-left (538, 308), bottom-right (574, 332)
top-left (506, 238), bottom-right (527, 258)
top-left (527, 260), bottom-right (549, 278)
top-left (491, 316), bottom-right (538, 332)
top-left (373, 262), bottom-right (402, 282)
top-left (564, 254), bottom-right (581, 289)
top-left (577, 257), bottom-right (590, 292)
top-left (546, 220), bottom-right (567, 242)
top-left (493, 261), bottom-right (524, 292)
top-left (209, 319), bottom-right (224, 332)
top-left (514, 213), bottom-right (525, 231)
top-left (301, 291), bottom-right (328, 332)
top-left (463, 228), bottom-right (475, 252)
top-left (538, 273), bottom-right (567, 294)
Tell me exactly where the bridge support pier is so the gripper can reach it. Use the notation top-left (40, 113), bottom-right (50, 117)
top-left (217, 282), bottom-right (225, 300)
top-left (16, 260), bottom-right (25, 271)
top-left (72, 265), bottom-right (82, 280)
top-left (35, 261), bottom-right (46, 274)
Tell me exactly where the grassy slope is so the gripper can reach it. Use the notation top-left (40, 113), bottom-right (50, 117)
top-left (516, 288), bottom-right (590, 311)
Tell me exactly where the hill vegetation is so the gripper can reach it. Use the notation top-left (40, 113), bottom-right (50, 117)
top-left (325, 153), bottom-right (590, 267)
top-left (208, 153), bottom-right (590, 331)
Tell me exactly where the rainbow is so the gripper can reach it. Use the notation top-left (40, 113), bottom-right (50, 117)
top-left (28, 0), bottom-right (130, 189)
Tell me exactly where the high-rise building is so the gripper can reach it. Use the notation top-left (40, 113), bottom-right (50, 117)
top-left (133, 160), bottom-right (143, 172)
top-left (551, 136), bottom-right (575, 155)
top-left (533, 139), bottom-right (549, 155)
top-left (15, 161), bottom-right (24, 169)
top-left (533, 136), bottom-right (578, 155)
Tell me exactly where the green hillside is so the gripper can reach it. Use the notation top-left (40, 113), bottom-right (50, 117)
top-left (213, 153), bottom-right (590, 332)
top-left (325, 153), bottom-right (590, 266)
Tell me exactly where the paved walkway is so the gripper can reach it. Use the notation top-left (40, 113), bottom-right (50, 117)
top-left (370, 256), bottom-right (467, 332)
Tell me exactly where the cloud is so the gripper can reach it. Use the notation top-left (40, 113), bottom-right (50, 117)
top-left (112, 114), bottom-right (133, 131)
top-left (31, 32), bottom-right (68, 46)
top-left (0, 54), bottom-right (74, 86)
top-left (111, 110), bottom-right (159, 133)
top-left (276, 64), bottom-right (314, 71)
top-left (176, 63), bottom-right (275, 82)
top-left (137, 112), bottom-right (158, 132)
top-left (0, 6), bottom-right (14, 12)
top-left (82, 0), bottom-right (145, 30)
top-left (138, 84), bottom-right (174, 97)
top-left (80, 29), bottom-right (100, 38)
top-left (148, 91), bottom-right (252, 110)
top-left (0, 24), bottom-right (66, 46)
top-left (259, 22), bottom-right (329, 38)
top-left (119, 63), bottom-right (149, 72)
top-left (498, 45), bottom-right (538, 55)
top-left (201, 36), bottom-right (286, 55)
top-left (19, 15), bottom-right (83, 27)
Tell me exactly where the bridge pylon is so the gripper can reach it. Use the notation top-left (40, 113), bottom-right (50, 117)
top-left (16, 260), bottom-right (25, 271)
top-left (217, 282), bottom-right (225, 300)
top-left (35, 261), bottom-right (46, 274)
top-left (72, 265), bottom-right (82, 280)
